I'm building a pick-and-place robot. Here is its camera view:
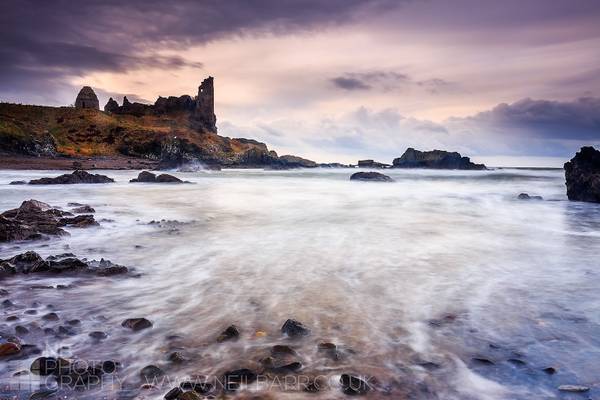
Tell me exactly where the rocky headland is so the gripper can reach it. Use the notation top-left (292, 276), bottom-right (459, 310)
top-left (0, 77), bottom-right (321, 170)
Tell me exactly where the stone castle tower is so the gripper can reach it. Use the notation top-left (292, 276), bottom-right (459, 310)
top-left (75, 86), bottom-right (99, 110)
top-left (194, 77), bottom-right (217, 132)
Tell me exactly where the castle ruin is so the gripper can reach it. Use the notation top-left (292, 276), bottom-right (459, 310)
top-left (95, 76), bottom-right (217, 132)
top-left (74, 86), bottom-right (99, 110)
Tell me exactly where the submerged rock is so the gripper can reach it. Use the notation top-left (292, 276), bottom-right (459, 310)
top-left (350, 172), bottom-right (394, 182)
top-left (122, 318), bottom-right (153, 331)
top-left (281, 319), bottom-right (311, 337)
top-left (71, 205), bottom-right (95, 213)
top-left (517, 193), bottom-right (543, 200)
top-left (0, 199), bottom-right (98, 242)
top-left (558, 384), bottom-right (590, 392)
top-left (340, 374), bottom-right (370, 395)
top-left (9, 180), bottom-right (26, 185)
top-left (217, 325), bottom-right (240, 342)
top-left (29, 170), bottom-right (114, 185)
top-left (392, 148), bottom-right (486, 170)
top-left (564, 146), bottom-right (600, 203)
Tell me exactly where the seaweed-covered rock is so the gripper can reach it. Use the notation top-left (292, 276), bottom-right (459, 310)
top-left (564, 146), bottom-right (600, 203)
top-left (29, 170), bottom-right (114, 185)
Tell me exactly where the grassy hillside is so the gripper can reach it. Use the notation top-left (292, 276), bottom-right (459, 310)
top-left (0, 103), bottom-right (275, 166)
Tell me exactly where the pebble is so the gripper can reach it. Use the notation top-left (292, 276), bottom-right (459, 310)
top-left (42, 312), bottom-right (59, 321)
top-left (122, 317), bottom-right (153, 331)
top-left (281, 319), bottom-right (311, 337)
top-left (0, 342), bottom-right (22, 356)
top-left (217, 324), bottom-right (240, 342)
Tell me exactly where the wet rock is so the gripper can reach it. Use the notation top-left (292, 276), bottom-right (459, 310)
top-left (472, 357), bottom-right (495, 365)
top-left (29, 170), bottom-right (114, 185)
top-left (43, 328), bottom-right (56, 336)
top-left (271, 344), bottom-right (297, 355)
top-left (15, 325), bottom-right (29, 335)
top-left (156, 173), bottom-right (184, 183)
top-left (130, 171), bottom-right (157, 183)
top-left (42, 312), bottom-right (60, 321)
top-left (318, 342), bottom-right (341, 360)
top-left (0, 288), bottom-right (8, 296)
top-left (0, 200), bottom-right (98, 242)
top-left (223, 368), bottom-right (258, 390)
top-left (168, 351), bottom-right (186, 363)
top-left (6, 315), bottom-right (19, 322)
top-left (507, 358), bottom-right (526, 366)
top-left (340, 374), bottom-right (370, 395)
top-left (67, 319), bottom-right (81, 326)
top-left (2, 299), bottom-right (15, 308)
top-left (0, 342), bottom-right (21, 356)
top-left (558, 384), bottom-right (590, 392)
top-left (428, 314), bottom-right (458, 327)
top-left (270, 361), bottom-right (302, 374)
top-left (25, 309), bottom-right (38, 315)
top-left (217, 325), bottom-right (240, 342)
top-left (180, 381), bottom-right (213, 394)
top-left (89, 331), bottom-right (108, 340)
top-left (350, 171), bottom-right (394, 182)
top-left (0, 251), bottom-right (129, 277)
top-left (564, 146), bottom-right (600, 202)
top-left (140, 365), bottom-right (165, 380)
top-left (281, 319), bottom-right (311, 337)
top-left (122, 318), bottom-right (153, 331)
top-left (9, 180), bottom-right (26, 185)
top-left (179, 391), bottom-right (201, 400)
top-left (543, 366), bottom-right (557, 375)
top-left (28, 388), bottom-right (58, 399)
top-left (72, 205), bottom-right (95, 213)
top-left (164, 387), bottom-right (183, 400)
top-left (30, 357), bottom-right (71, 376)
top-left (517, 193), bottom-right (543, 200)
top-left (58, 325), bottom-right (77, 336)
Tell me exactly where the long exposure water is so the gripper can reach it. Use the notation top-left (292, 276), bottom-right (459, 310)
top-left (1, 167), bottom-right (600, 399)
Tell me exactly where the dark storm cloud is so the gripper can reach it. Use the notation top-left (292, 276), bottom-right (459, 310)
top-left (331, 71), bottom-right (452, 93)
top-left (457, 97), bottom-right (600, 140)
top-left (0, 0), bottom-right (403, 103)
top-left (331, 77), bottom-right (372, 90)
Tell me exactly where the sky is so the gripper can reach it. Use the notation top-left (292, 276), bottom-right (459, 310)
top-left (1, 0), bottom-right (600, 166)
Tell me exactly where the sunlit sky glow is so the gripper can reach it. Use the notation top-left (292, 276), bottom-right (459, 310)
top-left (2, 0), bottom-right (600, 166)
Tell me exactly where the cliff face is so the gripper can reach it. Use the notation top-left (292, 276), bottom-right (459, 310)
top-left (0, 102), bottom-right (283, 168)
top-left (392, 148), bottom-right (486, 170)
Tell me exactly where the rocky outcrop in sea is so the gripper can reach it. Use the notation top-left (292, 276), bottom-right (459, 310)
top-left (564, 146), bottom-right (600, 203)
top-left (392, 148), bottom-right (486, 170)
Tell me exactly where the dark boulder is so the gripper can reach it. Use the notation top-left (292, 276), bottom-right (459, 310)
top-left (72, 205), bottom-right (95, 213)
top-left (130, 171), bottom-right (157, 183)
top-left (340, 374), bottom-right (371, 395)
top-left (122, 318), bottom-right (153, 331)
top-left (281, 319), bottom-right (311, 337)
top-left (156, 174), bottom-right (184, 183)
top-left (392, 148), bottom-right (486, 170)
top-left (564, 146), bottom-right (600, 203)
top-left (517, 193), bottom-right (543, 200)
top-left (350, 172), bottom-right (394, 182)
top-left (130, 171), bottom-right (185, 183)
top-left (29, 170), bottom-right (114, 185)
top-left (9, 180), bottom-right (26, 185)
top-left (217, 325), bottom-right (240, 342)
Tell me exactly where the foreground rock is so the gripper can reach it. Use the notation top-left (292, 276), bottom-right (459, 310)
top-left (0, 200), bottom-right (98, 242)
top-left (122, 318), bottom-right (153, 331)
top-left (392, 148), bottom-right (486, 170)
top-left (29, 170), bottom-right (114, 184)
top-left (281, 319), bottom-right (311, 337)
top-left (350, 172), bottom-right (394, 182)
top-left (130, 171), bottom-right (187, 183)
top-left (0, 251), bottom-right (129, 277)
top-left (564, 146), bottom-right (600, 203)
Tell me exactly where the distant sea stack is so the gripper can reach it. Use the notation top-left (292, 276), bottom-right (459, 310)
top-left (75, 86), bottom-right (99, 110)
top-left (392, 148), bottom-right (486, 170)
top-left (564, 146), bottom-right (600, 203)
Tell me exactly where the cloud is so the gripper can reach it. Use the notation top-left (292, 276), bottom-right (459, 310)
top-left (0, 0), bottom-right (405, 103)
top-left (331, 71), bottom-right (453, 94)
top-left (454, 97), bottom-right (600, 141)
